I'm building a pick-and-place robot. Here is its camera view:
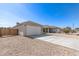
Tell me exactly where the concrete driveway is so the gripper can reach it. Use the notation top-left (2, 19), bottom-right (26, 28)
top-left (35, 35), bottom-right (79, 50)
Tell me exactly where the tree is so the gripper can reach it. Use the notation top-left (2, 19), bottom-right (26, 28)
top-left (65, 27), bottom-right (72, 30)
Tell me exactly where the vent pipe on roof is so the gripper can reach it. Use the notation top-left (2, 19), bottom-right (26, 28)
top-left (16, 22), bottom-right (20, 25)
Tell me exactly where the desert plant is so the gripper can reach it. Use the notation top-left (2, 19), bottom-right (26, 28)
top-left (63, 27), bottom-right (72, 33)
top-left (63, 29), bottom-right (70, 33)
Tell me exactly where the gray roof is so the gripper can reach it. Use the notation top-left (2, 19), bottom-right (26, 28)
top-left (14, 21), bottom-right (42, 28)
top-left (13, 21), bottom-right (61, 29)
top-left (43, 25), bottom-right (60, 29)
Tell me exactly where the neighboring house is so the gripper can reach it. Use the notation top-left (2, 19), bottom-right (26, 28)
top-left (74, 28), bottom-right (79, 34)
top-left (14, 21), bottom-right (43, 36)
top-left (43, 25), bottom-right (62, 33)
top-left (75, 28), bottom-right (79, 32)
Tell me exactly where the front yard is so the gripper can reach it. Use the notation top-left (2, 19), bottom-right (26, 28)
top-left (0, 35), bottom-right (79, 56)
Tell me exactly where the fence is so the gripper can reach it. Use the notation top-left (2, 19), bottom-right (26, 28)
top-left (0, 28), bottom-right (18, 37)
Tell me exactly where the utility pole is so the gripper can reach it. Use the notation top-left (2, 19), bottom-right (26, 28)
top-left (73, 24), bottom-right (74, 30)
top-left (72, 24), bottom-right (75, 33)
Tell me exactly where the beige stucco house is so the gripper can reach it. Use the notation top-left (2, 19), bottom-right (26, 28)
top-left (14, 21), bottom-right (63, 36)
top-left (14, 21), bottom-right (43, 36)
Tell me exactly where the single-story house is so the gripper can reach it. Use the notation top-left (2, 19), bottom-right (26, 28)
top-left (73, 28), bottom-right (79, 35)
top-left (14, 21), bottom-right (43, 36)
top-left (75, 28), bottom-right (79, 32)
top-left (43, 25), bottom-right (62, 33)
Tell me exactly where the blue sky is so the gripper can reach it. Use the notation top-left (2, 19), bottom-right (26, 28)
top-left (0, 3), bottom-right (79, 28)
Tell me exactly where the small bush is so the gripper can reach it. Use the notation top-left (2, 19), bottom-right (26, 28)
top-left (63, 29), bottom-right (70, 33)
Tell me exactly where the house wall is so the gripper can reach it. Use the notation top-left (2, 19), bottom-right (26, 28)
top-left (14, 25), bottom-right (25, 36)
top-left (14, 25), bottom-right (42, 36)
top-left (50, 28), bottom-right (59, 33)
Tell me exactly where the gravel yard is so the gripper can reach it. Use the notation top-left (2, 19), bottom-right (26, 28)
top-left (0, 35), bottom-right (79, 56)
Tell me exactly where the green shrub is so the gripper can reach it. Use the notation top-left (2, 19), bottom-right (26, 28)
top-left (63, 29), bottom-right (70, 33)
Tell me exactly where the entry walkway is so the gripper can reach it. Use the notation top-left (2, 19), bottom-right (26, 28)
top-left (35, 35), bottom-right (79, 50)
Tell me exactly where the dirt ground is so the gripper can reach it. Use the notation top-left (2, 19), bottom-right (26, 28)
top-left (0, 35), bottom-right (79, 56)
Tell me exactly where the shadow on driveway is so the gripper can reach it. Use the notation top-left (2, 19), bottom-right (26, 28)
top-left (27, 34), bottom-right (51, 39)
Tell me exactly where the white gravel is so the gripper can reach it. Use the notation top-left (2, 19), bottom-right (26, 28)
top-left (35, 35), bottom-right (79, 50)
